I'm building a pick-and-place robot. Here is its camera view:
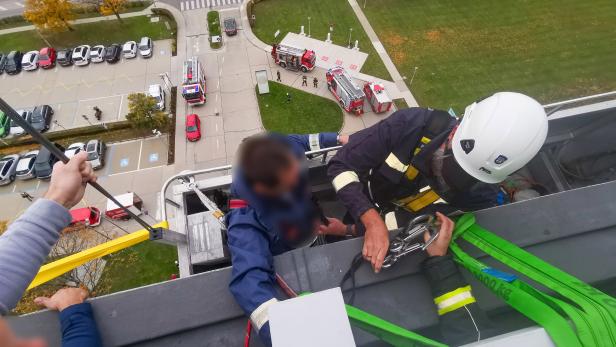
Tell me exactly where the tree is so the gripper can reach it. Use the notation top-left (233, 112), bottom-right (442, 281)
top-left (126, 93), bottom-right (170, 133)
top-left (100, 0), bottom-right (127, 22)
top-left (23, 0), bottom-right (76, 32)
top-left (0, 220), bottom-right (7, 236)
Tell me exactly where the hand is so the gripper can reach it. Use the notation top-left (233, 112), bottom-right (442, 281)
top-left (338, 135), bottom-right (349, 145)
top-left (360, 209), bottom-right (390, 273)
top-left (34, 287), bottom-right (88, 312)
top-left (424, 212), bottom-right (454, 257)
top-left (44, 152), bottom-right (96, 209)
top-left (318, 217), bottom-right (348, 236)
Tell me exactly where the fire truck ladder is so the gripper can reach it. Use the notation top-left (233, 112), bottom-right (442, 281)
top-left (276, 44), bottom-right (305, 57)
top-left (335, 69), bottom-right (364, 100)
top-left (182, 57), bottom-right (199, 85)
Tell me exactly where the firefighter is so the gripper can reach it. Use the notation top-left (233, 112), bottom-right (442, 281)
top-left (276, 70), bottom-right (281, 82)
top-left (302, 75), bottom-right (307, 86)
top-left (226, 132), bottom-right (349, 346)
top-left (313, 77), bottom-right (318, 88)
top-left (327, 92), bottom-right (549, 273)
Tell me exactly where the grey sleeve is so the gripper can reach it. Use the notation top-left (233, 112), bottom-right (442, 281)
top-left (0, 199), bottom-right (71, 315)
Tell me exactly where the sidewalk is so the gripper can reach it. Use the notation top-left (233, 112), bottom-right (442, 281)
top-left (346, 0), bottom-right (418, 107)
top-left (0, 5), bottom-right (156, 35)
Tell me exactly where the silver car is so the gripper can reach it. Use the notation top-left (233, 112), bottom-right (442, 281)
top-left (15, 150), bottom-right (38, 180)
top-left (0, 154), bottom-right (19, 186)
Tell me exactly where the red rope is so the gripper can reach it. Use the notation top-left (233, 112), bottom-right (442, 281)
top-left (244, 320), bottom-right (252, 347)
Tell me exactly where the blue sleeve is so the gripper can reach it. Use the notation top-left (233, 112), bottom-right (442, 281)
top-left (60, 303), bottom-right (102, 347)
top-left (227, 209), bottom-right (276, 346)
top-left (286, 133), bottom-right (339, 153)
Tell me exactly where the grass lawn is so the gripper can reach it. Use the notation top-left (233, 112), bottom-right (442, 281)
top-left (257, 81), bottom-right (343, 134)
top-left (0, 15), bottom-right (174, 52)
top-left (251, 0), bottom-right (391, 81)
top-left (363, 0), bottom-right (616, 112)
top-left (96, 241), bottom-right (178, 295)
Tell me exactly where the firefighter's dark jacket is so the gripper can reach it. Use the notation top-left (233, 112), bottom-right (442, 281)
top-left (327, 108), bottom-right (499, 221)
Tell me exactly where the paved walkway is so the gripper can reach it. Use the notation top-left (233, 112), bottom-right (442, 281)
top-left (0, 6), bottom-right (156, 35)
top-left (346, 0), bottom-right (418, 107)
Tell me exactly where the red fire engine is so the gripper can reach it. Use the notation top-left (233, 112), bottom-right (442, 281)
top-left (363, 82), bottom-right (393, 114)
top-left (271, 44), bottom-right (316, 73)
top-left (326, 66), bottom-right (365, 115)
top-left (181, 57), bottom-right (206, 105)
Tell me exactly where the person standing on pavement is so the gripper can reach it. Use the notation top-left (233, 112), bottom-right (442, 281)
top-left (302, 75), bottom-right (307, 86)
top-left (313, 77), bottom-right (318, 88)
top-left (0, 152), bottom-right (102, 347)
top-left (276, 70), bottom-right (281, 82)
top-left (327, 92), bottom-right (548, 272)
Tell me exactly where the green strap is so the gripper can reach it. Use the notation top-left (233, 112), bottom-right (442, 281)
top-left (451, 213), bottom-right (616, 346)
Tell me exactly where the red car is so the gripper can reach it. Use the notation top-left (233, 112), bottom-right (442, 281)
top-left (186, 114), bottom-right (201, 141)
top-left (38, 47), bottom-right (56, 69)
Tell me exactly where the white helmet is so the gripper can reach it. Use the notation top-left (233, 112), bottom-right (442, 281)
top-left (451, 92), bottom-right (548, 184)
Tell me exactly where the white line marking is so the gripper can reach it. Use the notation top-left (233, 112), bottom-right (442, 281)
top-left (216, 138), bottom-right (219, 149)
top-left (201, 0), bottom-right (205, 7)
top-left (118, 94), bottom-right (124, 120)
top-left (191, 0), bottom-right (196, 9)
top-left (180, 1), bottom-right (185, 11)
top-left (14, 2), bottom-right (24, 7)
top-left (12, 184), bottom-right (16, 193)
top-left (137, 139), bottom-right (143, 169)
top-left (36, 180), bottom-right (40, 190)
top-left (206, 0), bottom-right (211, 6)
top-left (0, 6), bottom-right (7, 11)
top-left (107, 165), bottom-right (165, 177)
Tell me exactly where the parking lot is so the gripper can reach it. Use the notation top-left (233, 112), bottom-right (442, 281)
top-left (0, 39), bottom-right (174, 133)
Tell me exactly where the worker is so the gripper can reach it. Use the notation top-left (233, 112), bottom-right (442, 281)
top-left (327, 92), bottom-right (548, 272)
top-left (302, 75), bottom-right (308, 86)
top-left (226, 132), bottom-right (349, 346)
top-left (276, 70), bottom-right (281, 82)
top-left (0, 152), bottom-right (102, 347)
top-left (313, 77), bottom-right (318, 88)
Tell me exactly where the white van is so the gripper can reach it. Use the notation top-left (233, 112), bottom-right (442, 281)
top-left (148, 84), bottom-right (166, 110)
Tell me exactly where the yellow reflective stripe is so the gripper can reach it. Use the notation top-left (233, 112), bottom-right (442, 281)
top-left (402, 189), bottom-right (441, 212)
top-left (405, 165), bottom-right (419, 180)
top-left (251, 298), bottom-right (278, 330)
top-left (385, 153), bottom-right (408, 173)
top-left (308, 133), bottom-right (320, 151)
top-left (414, 137), bottom-right (431, 155)
top-left (27, 221), bottom-right (169, 290)
top-left (434, 285), bottom-right (476, 315)
top-left (332, 171), bottom-right (360, 192)
top-left (420, 136), bottom-right (431, 144)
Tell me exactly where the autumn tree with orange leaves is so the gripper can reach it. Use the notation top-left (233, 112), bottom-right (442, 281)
top-left (100, 0), bottom-right (128, 22)
top-left (23, 0), bottom-right (76, 32)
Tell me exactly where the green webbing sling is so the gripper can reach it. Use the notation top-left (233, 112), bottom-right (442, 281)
top-left (450, 213), bottom-right (616, 347)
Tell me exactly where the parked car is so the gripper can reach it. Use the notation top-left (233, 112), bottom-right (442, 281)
top-left (148, 84), bottom-right (165, 110)
top-left (72, 45), bottom-right (91, 66)
top-left (185, 114), bottom-right (201, 142)
top-left (0, 53), bottom-right (7, 74)
top-left (38, 47), bottom-right (56, 69)
top-left (86, 139), bottom-right (106, 170)
top-left (34, 144), bottom-right (64, 180)
top-left (104, 44), bottom-right (122, 63)
top-left (0, 111), bottom-right (9, 138)
top-left (15, 150), bottom-right (39, 180)
top-left (30, 105), bottom-right (53, 132)
top-left (21, 50), bottom-right (39, 71)
top-left (64, 142), bottom-right (86, 159)
top-left (123, 41), bottom-right (137, 59)
top-left (56, 48), bottom-right (73, 67)
top-left (0, 154), bottom-right (19, 186)
top-left (137, 37), bottom-right (153, 58)
top-left (5, 51), bottom-right (22, 75)
top-left (69, 207), bottom-right (102, 227)
top-left (9, 109), bottom-right (30, 136)
top-left (223, 17), bottom-right (238, 36)
top-left (90, 45), bottom-right (105, 63)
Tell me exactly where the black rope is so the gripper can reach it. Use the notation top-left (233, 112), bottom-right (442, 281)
top-left (339, 252), bottom-right (364, 305)
top-left (0, 98), bottom-right (157, 234)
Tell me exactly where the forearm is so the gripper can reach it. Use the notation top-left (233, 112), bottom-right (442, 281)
top-left (0, 199), bottom-right (71, 315)
top-left (60, 303), bottom-right (102, 347)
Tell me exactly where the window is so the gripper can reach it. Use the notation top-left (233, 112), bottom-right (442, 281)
top-left (0, 163), bottom-right (8, 176)
top-left (187, 125), bottom-right (198, 132)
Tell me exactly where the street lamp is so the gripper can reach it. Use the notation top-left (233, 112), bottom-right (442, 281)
top-left (307, 17), bottom-right (311, 37)
top-left (409, 66), bottom-right (419, 87)
top-left (53, 120), bottom-right (65, 130)
top-left (348, 28), bottom-right (353, 48)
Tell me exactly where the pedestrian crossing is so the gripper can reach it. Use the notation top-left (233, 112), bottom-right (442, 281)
top-left (180, 0), bottom-right (243, 11)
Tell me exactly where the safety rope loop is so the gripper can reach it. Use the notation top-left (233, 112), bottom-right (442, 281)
top-left (450, 213), bottom-right (474, 241)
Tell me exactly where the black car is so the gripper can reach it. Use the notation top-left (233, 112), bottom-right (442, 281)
top-left (0, 53), bottom-right (7, 75)
top-left (4, 51), bottom-right (22, 75)
top-left (56, 48), bottom-right (73, 67)
top-left (34, 143), bottom-right (64, 180)
top-left (29, 105), bottom-right (54, 132)
top-left (224, 17), bottom-right (238, 36)
top-left (104, 44), bottom-right (122, 63)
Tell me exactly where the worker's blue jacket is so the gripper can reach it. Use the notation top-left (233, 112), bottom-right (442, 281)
top-left (226, 132), bottom-right (339, 346)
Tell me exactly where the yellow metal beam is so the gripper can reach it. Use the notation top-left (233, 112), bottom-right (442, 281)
top-left (28, 221), bottom-right (169, 290)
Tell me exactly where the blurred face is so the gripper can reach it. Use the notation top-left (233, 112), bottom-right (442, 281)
top-left (0, 318), bottom-right (47, 347)
top-left (253, 156), bottom-right (301, 197)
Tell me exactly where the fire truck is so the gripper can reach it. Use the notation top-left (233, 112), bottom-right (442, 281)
top-left (326, 66), bottom-right (365, 115)
top-left (181, 57), bottom-right (206, 105)
top-left (363, 82), bottom-right (393, 114)
top-left (271, 43), bottom-right (316, 73)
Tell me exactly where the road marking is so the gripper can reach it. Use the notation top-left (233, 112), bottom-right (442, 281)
top-left (201, 0), bottom-right (205, 7)
top-left (0, 6), bottom-right (7, 11)
top-left (107, 164), bottom-right (165, 177)
top-left (206, 0), bottom-right (211, 6)
top-left (14, 2), bottom-right (24, 7)
top-left (137, 139), bottom-right (143, 170)
top-left (118, 94), bottom-right (124, 120)
top-left (180, 1), bottom-right (185, 10)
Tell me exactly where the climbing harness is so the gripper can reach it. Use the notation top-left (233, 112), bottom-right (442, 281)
top-left (383, 215), bottom-right (439, 269)
top-left (450, 213), bottom-right (616, 347)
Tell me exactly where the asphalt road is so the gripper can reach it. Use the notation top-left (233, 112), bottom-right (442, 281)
top-left (0, 0), bottom-right (25, 18)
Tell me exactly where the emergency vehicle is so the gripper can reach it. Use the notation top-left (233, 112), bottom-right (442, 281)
top-left (326, 66), bottom-right (365, 115)
top-left (69, 207), bottom-right (102, 227)
top-left (271, 44), bottom-right (316, 73)
top-left (363, 82), bottom-right (393, 114)
top-left (105, 192), bottom-right (144, 220)
top-left (181, 57), bottom-right (206, 105)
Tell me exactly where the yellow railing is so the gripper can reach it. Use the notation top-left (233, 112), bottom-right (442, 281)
top-left (28, 221), bottom-right (169, 290)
